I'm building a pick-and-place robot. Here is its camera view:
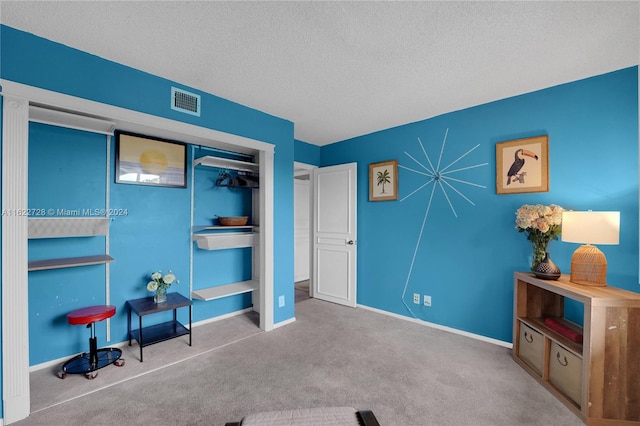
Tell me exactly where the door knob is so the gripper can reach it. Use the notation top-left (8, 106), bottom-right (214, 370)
top-left (347, 240), bottom-right (355, 245)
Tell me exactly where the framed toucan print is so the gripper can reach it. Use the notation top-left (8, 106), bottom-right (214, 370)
top-left (496, 135), bottom-right (549, 194)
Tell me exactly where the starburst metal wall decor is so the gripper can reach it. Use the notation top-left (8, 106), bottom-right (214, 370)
top-left (398, 129), bottom-right (488, 318)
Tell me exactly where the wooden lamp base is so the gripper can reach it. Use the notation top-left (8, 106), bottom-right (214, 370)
top-left (569, 244), bottom-right (607, 286)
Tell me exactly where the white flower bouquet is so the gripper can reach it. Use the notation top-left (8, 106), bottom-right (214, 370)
top-left (146, 270), bottom-right (179, 302)
top-left (515, 204), bottom-right (564, 270)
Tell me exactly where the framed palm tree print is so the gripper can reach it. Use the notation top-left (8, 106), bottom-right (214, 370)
top-left (369, 160), bottom-right (398, 201)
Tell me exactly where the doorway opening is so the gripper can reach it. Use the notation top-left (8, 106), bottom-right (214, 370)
top-left (294, 162), bottom-right (315, 303)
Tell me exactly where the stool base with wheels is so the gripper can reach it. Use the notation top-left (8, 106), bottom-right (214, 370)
top-left (59, 305), bottom-right (125, 380)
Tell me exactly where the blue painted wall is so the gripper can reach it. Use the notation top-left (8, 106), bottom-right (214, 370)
top-left (321, 67), bottom-right (639, 341)
top-left (294, 139), bottom-right (321, 166)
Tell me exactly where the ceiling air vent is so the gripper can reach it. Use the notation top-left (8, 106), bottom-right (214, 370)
top-left (171, 87), bottom-right (201, 117)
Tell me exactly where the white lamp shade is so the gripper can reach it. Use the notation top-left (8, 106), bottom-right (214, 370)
top-left (561, 211), bottom-right (620, 245)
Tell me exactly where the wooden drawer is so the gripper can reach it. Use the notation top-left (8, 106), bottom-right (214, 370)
top-left (518, 322), bottom-right (544, 375)
top-left (549, 341), bottom-right (582, 406)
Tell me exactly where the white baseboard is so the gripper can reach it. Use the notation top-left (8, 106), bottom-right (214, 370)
top-left (28, 307), bottom-right (255, 373)
top-left (190, 307), bottom-right (254, 328)
top-left (357, 304), bottom-right (512, 349)
top-left (273, 316), bottom-right (296, 329)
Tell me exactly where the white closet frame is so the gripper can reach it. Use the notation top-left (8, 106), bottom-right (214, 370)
top-left (1, 79), bottom-right (274, 424)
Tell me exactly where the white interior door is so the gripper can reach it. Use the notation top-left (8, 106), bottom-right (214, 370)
top-left (312, 163), bottom-right (357, 307)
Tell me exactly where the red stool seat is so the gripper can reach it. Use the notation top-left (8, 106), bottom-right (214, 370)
top-left (67, 305), bottom-right (116, 325)
top-left (59, 305), bottom-right (124, 380)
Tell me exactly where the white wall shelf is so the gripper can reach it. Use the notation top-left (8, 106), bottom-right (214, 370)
top-left (28, 217), bottom-right (113, 271)
top-left (193, 232), bottom-right (256, 250)
top-left (187, 135), bottom-right (273, 330)
top-left (192, 225), bottom-right (257, 232)
top-left (193, 155), bottom-right (257, 172)
top-left (28, 254), bottom-right (114, 271)
top-left (191, 280), bottom-right (257, 301)
top-left (28, 217), bottom-right (109, 239)
top-left (191, 152), bottom-right (261, 314)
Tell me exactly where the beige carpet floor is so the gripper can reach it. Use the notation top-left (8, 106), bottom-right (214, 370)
top-left (18, 298), bottom-right (584, 426)
top-left (28, 310), bottom-right (262, 413)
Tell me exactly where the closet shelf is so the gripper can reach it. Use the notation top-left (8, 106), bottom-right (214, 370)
top-left (191, 280), bottom-right (257, 301)
top-left (193, 232), bottom-right (256, 250)
top-left (28, 254), bottom-right (114, 271)
top-left (28, 217), bottom-right (109, 239)
top-left (192, 225), bottom-right (257, 232)
top-left (518, 317), bottom-right (583, 356)
top-left (193, 155), bottom-right (257, 172)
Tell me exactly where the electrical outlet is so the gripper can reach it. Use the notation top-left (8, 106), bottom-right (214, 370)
top-left (423, 295), bottom-right (432, 307)
top-left (278, 295), bottom-right (285, 307)
top-left (413, 293), bottom-right (420, 304)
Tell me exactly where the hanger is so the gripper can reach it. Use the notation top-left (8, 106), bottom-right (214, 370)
top-left (215, 170), bottom-right (231, 187)
top-left (237, 171), bottom-right (259, 188)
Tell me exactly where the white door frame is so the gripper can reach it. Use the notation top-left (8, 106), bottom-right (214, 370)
top-left (0, 79), bottom-right (275, 424)
top-left (1, 95), bottom-right (30, 425)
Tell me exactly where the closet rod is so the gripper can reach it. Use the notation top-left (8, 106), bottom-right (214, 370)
top-left (29, 105), bottom-right (116, 135)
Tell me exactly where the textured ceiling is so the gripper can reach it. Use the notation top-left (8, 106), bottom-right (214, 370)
top-left (1, 1), bottom-right (638, 146)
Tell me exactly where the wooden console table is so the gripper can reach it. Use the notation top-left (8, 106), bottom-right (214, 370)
top-left (512, 272), bottom-right (640, 425)
top-left (127, 292), bottom-right (192, 362)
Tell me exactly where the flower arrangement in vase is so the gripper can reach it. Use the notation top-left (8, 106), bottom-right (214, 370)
top-left (146, 270), bottom-right (179, 303)
top-left (515, 204), bottom-right (564, 275)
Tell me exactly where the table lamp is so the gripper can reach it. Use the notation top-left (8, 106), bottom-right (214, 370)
top-left (561, 211), bottom-right (620, 286)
